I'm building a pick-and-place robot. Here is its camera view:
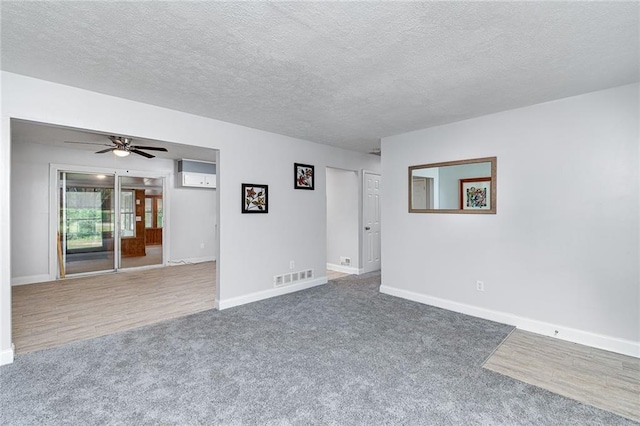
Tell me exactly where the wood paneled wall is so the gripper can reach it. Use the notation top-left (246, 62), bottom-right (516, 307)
top-left (121, 189), bottom-right (146, 258)
top-left (145, 228), bottom-right (162, 245)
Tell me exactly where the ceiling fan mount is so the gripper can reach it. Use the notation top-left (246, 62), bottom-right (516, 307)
top-left (65, 135), bottom-right (168, 158)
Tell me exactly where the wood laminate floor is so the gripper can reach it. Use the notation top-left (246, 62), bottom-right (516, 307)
top-left (14, 266), bottom-right (343, 355)
top-left (484, 329), bottom-right (640, 422)
top-left (327, 269), bottom-right (351, 280)
top-left (12, 262), bottom-right (216, 354)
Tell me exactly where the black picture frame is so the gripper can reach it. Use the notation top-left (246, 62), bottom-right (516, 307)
top-left (294, 163), bottom-right (315, 190)
top-left (242, 183), bottom-right (269, 213)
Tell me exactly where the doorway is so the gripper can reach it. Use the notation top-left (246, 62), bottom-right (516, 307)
top-left (326, 168), bottom-right (381, 277)
top-left (58, 171), bottom-right (165, 277)
top-left (326, 167), bottom-right (360, 276)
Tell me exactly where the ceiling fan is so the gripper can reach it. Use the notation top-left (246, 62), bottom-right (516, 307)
top-left (64, 136), bottom-right (168, 158)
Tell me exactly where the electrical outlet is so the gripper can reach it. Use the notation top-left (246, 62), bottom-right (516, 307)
top-left (290, 260), bottom-right (295, 270)
top-left (476, 281), bottom-right (485, 292)
top-left (200, 243), bottom-right (205, 249)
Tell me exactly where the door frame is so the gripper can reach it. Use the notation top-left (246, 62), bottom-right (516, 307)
top-left (49, 163), bottom-right (170, 280)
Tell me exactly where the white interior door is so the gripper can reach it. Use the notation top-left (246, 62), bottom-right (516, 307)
top-left (363, 172), bottom-right (381, 273)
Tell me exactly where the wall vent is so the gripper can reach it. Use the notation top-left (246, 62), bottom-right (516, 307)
top-left (340, 257), bottom-right (351, 266)
top-left (274, 269), bottom-right (315, 287)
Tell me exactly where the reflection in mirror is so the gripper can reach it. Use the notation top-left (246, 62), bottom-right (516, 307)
top-left (409, 157), bottom-right (497, 214)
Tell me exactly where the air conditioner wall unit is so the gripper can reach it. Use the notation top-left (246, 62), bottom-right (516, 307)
top-left (177, 159), bottom-right (216, 189)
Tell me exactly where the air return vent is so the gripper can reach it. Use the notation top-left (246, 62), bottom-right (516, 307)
top-left (274, 269), bottom-right (314, 287)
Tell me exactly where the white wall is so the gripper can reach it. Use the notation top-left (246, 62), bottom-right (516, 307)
top-left (0, 72), bottom-right (381, 364)
top-left (326, 167), bottom-right (359, 273)
top-left (169, 185), bottom-right (217, 263)
top-left (10, 140), bottom-right (217, 284)
top-left (381, 83), bottom-right (639, 357)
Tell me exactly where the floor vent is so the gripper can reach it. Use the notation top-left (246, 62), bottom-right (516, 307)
top-left (274, 269), bottom-right (314, 287)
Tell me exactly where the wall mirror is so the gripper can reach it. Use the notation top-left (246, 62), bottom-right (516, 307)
top-left (409, 156), bottom-right (497, 214)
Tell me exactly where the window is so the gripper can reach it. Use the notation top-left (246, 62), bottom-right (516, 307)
top-left (144, 196), bottom-right (163, 228)
top-left (120, 190), bottom-right (135, 237)
top-left (145, 198), bottom-right (153, 229)
top-left (156, 197), bottom-right (163, 228)
top-left (65, 188), bottom-right (112, 250)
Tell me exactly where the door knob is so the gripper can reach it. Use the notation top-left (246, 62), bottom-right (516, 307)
top-left (365, 226), bottom-right (371, 230)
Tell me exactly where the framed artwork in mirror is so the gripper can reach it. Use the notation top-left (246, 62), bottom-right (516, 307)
top-left (460, 177), bottom-right (491, 210)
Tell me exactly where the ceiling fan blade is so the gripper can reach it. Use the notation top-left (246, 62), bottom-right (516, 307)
top-left (131, 149), bottom-right (155, 159)
top-left (95, 148), bottom-right (116, 154)
top-left (65, 141), bottom-right (111, 146)
top-left (108, 136), bottom-right (127, 145)
top-left (131, 146), bottom-right (168, 152)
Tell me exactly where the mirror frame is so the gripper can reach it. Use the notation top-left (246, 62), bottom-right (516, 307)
top-left (408, 156), bottom-right (497, 214)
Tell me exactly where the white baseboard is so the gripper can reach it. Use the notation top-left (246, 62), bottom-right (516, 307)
top-left (379, 285), bottom-right (640, 359)
top-left (168, 256), bottom-right (215, 265)
top-left (0, 344), bottom-right (15, 365)
top-left (327, 263), bottom-right (361, 275)
top-left (218, 277), bottom-right (328, 310)
top-left (11, 274), bottom-right (52, 286)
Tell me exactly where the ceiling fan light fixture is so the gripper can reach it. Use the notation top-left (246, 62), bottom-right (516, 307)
top-left (67, 135), bottom-right (165, 159)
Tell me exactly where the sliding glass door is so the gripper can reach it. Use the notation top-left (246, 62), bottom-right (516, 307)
top-left (59, 172), bottom-right (165, 277)
top-left (59, 172), bottom-right (116, 275)
top-left (119, 176), bottom-right (164, 269)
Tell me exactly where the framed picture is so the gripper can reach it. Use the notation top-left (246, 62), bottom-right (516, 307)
top-left (242, 183), bottom-right (268, 213)
top-left (294, 163), bottom-right (314, 190)
top-left (460, 177), bottom-right (491, 210)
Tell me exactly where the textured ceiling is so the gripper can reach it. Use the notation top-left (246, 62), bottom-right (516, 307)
top-left (2, 1), bottom-right (639, 153)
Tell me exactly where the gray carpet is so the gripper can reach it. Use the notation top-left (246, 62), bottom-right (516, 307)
top-left (1, 272), bottom-right (635, 425)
